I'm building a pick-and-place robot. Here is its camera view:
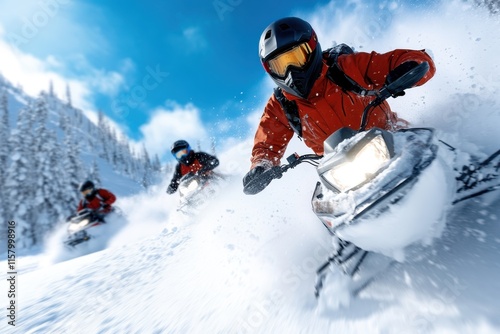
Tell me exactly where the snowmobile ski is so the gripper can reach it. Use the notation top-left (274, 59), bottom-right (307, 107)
top-left (314, 240), bottom-right (369, 298)
top-left (314, 245), bottom-right (394, 298)
top-left (454, 149), bottom-right (500, 204)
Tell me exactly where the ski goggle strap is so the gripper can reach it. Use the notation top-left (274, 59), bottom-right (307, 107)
top-left (264, 33), bottom-right (317, 77)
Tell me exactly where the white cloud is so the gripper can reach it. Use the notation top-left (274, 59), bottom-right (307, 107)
top-left (182, 27), bottom-right (208, 51)
top-left (0, 27), bottom-right (129, 116)
top-left (138, 102), bottom-right (209, 160)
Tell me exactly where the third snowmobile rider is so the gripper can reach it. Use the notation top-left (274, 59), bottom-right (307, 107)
top-left (166, 140), bottom-right (220, 194)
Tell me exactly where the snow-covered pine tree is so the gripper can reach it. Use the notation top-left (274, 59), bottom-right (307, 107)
top-left (141, 144), bottom-right (153, 189)
top-left (6, 104), bottom-right (37, 248)
top-left (152, 154), bottom-right (162, 173)
top-left (49, 80), bottom-right (55, 97)
top-left (97, 110), bottom-right (111, 161)
top-left (32, 94), bottom-right (66, 237)
top-left (120, 142), bottom-right (131, 175)
top-left (0, 89), bottom-right (10, 225)
top-left (476, 0), bottom-right (500, 14)
top-left (66, 83), bottom-right (72, 107)
top-left (58, 102), bottom-right (70, 132)
top-left (89, 159), bottom-right (102, 187)
top-left (62, 120), bottom-right (84, 214)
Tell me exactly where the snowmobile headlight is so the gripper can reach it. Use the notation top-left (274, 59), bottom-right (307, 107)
top-left (68, 219), bottom-right (90, 233)
top-left (321, 135), bottom-right (391, 192)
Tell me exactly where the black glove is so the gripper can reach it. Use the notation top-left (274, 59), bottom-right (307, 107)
top-left (385, 61), bottom-right (419, 97)
top-left (99, 204), bottom-right (110, 211)
top-left (243, 165), bottom-right (282, 195)
top-left (243, 166), bottom-right (266, 187)
top-left (166, 184), bottom-right (177, 194)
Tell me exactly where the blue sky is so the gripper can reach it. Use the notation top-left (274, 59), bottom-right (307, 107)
top-left (0, 0), bottom-right (443, 160)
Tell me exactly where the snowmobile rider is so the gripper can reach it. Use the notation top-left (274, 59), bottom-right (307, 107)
top-left (77, 180), bottom-right (116, 216)
top-left (243, 17), bottom-right (436, 194)
top-left (166, 140), bottom-right (220, 194)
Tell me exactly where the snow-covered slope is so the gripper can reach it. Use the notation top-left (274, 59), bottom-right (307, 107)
top-left (6, 168), bottom-right (500, 333)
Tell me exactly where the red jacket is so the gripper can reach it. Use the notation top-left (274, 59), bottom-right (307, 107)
top-left (168, 152), bottom-right (220, 192)
top-left (77, 189), bottom-right (116, 213)
top-left (250, 49), bottom-right (436, 168)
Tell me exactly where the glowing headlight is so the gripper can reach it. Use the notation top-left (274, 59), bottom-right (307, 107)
top-left (68, 219), bottom-right (90, 233)
top-left (180, 179), bottom-right (200, 196)
top-left (322, 135), bottom-right (391, 192)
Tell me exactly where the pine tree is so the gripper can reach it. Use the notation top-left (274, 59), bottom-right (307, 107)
top-left (62, 123), bottom-right (84, 213)
top-left (49, 80), bottom-right (54, 97)
top-left (0, 90), bottom-right (10, 222)
top-left (58, 104), bottom-right (70, 132)
top-left (89, 159), bottom-right (101, 187)
top-left (152, 154), bottom-right (162, 173)
top-left (476, 0), bottom-right (500, 14)
top-left (32, 94), bottom-right (64, 237)
top-left (6, 104), bottom-right (37, 248)
top-left (66, 83), bottom-right (72, 107)
top-left (141, 145), bottom-right (153, 189)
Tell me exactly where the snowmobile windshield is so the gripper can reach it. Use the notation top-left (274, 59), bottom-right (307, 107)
top-left (266, 40), bottom-right (316, 77)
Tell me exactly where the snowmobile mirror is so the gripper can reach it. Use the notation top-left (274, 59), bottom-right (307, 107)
top-left (384, 61), bottom-right (429, 98)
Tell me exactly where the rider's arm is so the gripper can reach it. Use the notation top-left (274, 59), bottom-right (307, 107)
top-left (98, 189), bottom-right (116, 206)
top-left (337, 49), bottom-right (436, 90)
top-left (197, 152), bottom-right (219, 173)
top-left (250, 95), bottom-right (295, 169)
top-left (168, 164), bottom-right (183, 190)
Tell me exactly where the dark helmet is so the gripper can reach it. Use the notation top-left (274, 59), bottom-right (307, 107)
top-left (259, 17), bottom-right (323, 98)
top-left (79, 180), bottom-right (96, 199)
top-left (171, 140), bottom-right (194, 165)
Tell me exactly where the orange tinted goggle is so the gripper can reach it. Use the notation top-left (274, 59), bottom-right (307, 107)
top-left (81, 188), bottom-right (93, 196)
top-left (174, 148), bottom-right (189, 160)
top-left (264, 35), bottom-right (317, 77)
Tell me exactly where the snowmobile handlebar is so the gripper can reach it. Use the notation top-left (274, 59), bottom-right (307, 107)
top-left (243, 154), bottom-right (322, 195)
top-left (359, 61), bottom-right (430, 131)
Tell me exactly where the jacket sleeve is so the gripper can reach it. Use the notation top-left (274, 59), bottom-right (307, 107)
top-left (169, 164), bottom-right (183, 189)
top-left (197, 152), bottom-right (219, 172)
top-left (337, 49), bottom-right (436, 89)
top-left (77, 200), bottom-right (83, 211)
top-left (98, 189), bottom-right (116, 206)
top-left (250, 94), bottom-right (295, 169)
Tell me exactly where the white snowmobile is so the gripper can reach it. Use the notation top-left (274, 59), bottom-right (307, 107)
top-left (177, 172), bottom-right (226, 214)
top-left (64, 207), bottom-right (122, 248)
top-left (243, 62), bottom-right (500, 298)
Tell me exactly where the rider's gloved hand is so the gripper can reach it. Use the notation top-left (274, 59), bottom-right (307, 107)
top-left (166, 184), bottom-right (177, 194)
top-left (243, 162), bottom-right (280, 195)
top-left (99, 204), bottom-right (110, 212)
top-left (243, 165), bottom-right (266, 189)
